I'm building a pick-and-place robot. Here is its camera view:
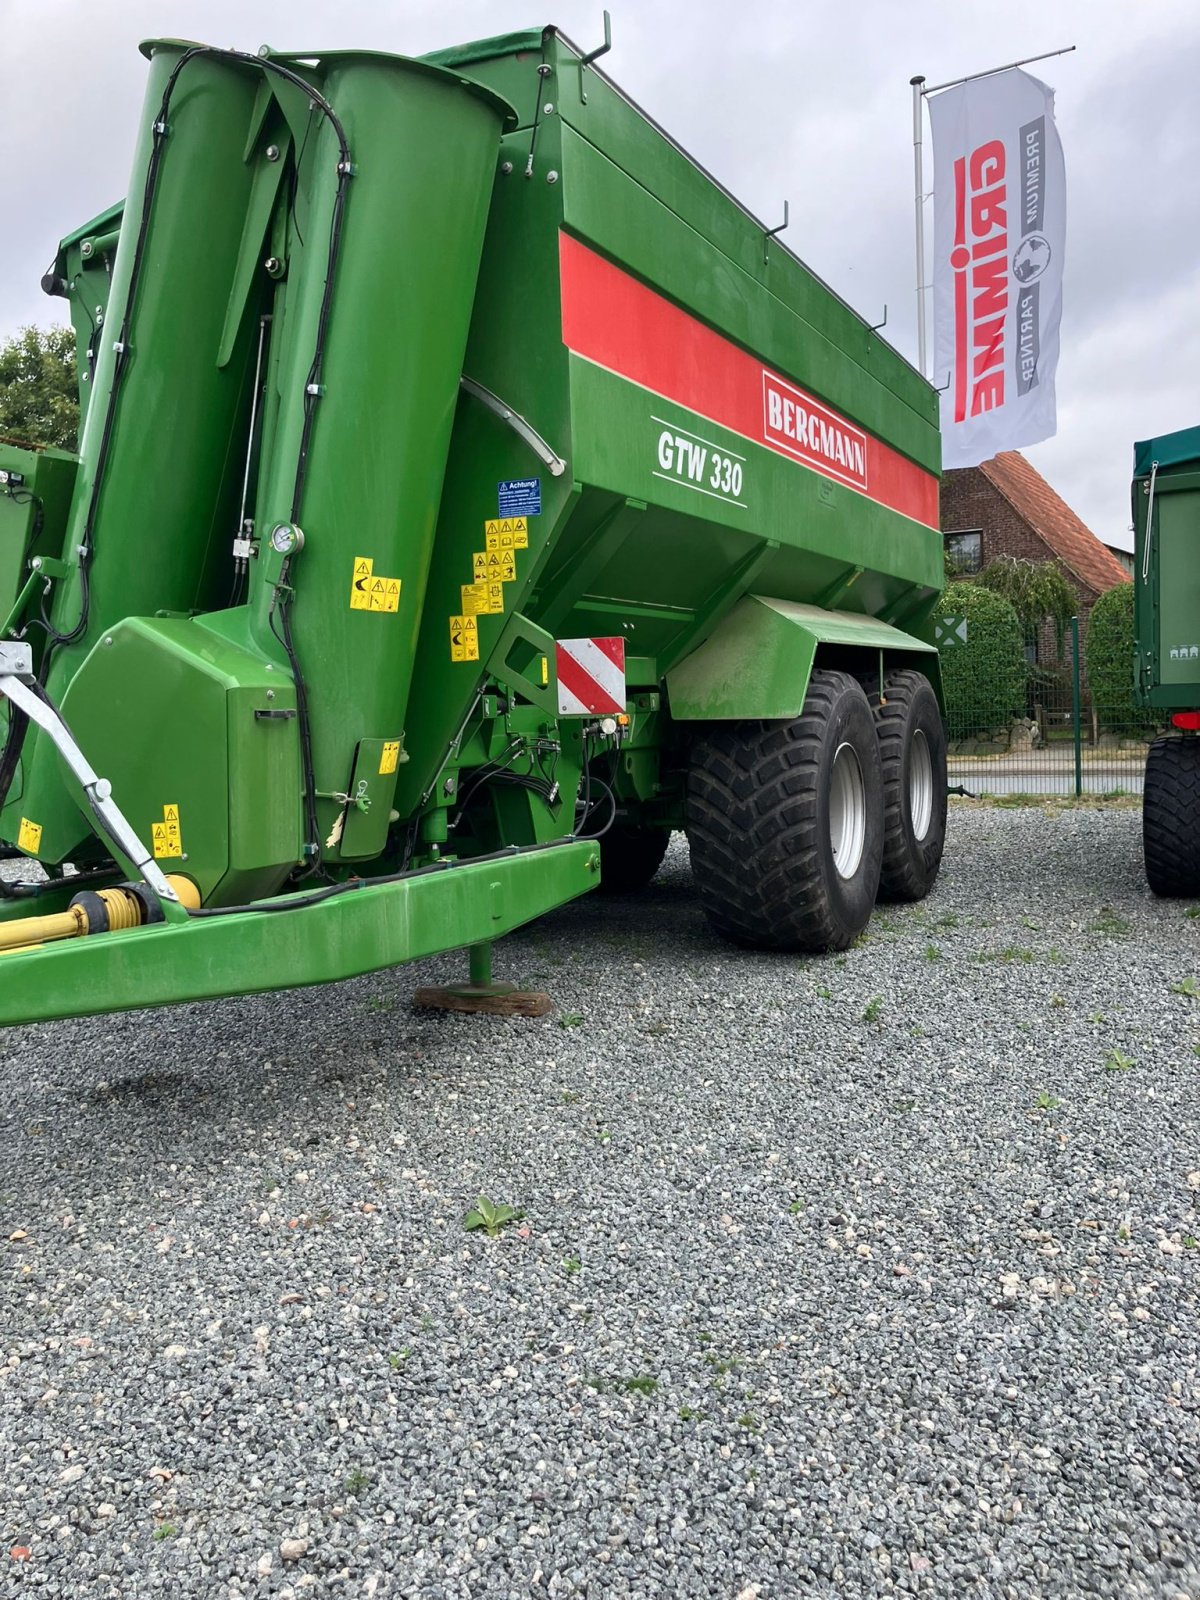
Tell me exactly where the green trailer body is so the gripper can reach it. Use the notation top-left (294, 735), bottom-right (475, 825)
top-left (0, 26), bottom-right (944, 1025)
top-left (1132, 425), bottom-right (1200, 895)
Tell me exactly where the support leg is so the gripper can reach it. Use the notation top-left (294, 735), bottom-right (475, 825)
top-left (412, 941), bottom-right (553, 1017)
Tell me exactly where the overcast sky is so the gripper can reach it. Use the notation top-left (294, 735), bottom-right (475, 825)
top-left (4, 1), bottom-right (1198, 552)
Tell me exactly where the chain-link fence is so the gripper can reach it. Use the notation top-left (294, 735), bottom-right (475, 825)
top-left (940, 596), bottom-right (1152, 797)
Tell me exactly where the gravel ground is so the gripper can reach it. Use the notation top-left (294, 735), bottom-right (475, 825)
top-left (2, 802), bottom-right (1199, 1600)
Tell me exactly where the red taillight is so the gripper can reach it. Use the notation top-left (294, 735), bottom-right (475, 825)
top-left (1171, 712), bottom-right (1200, 731)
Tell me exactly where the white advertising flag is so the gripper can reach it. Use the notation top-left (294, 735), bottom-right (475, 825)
top-left (929, 69), bottom-right (1065, 469)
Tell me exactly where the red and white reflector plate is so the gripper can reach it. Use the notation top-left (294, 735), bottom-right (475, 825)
top-left (555, 636), bottom-right (626, 716)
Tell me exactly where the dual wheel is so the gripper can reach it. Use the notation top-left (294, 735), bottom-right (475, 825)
top-left (684, 667), bottom-right (946, 950)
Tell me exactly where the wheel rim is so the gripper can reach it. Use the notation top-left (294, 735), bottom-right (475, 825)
top-left (829, 741), bottom-right (867, 880)
top-left (910, 729), bottom-right (934, 842)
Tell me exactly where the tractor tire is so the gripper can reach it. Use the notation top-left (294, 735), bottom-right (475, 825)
top-left (598, 826), bottom-right (671, 893)
top-left (1143, 736), bottom-right (1200, 896)
top-left (686, 668), bottom-right (883, 951)
top-left (869, 668), bottom-right (948, 901)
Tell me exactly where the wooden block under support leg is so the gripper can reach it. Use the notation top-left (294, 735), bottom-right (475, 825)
top-left (412, 941), bottom-right (553, 1017)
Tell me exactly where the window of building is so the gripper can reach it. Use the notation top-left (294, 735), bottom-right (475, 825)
top-left (944, 529), bottom-right (983, 575)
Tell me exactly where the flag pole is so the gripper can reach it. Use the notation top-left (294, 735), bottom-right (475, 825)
top-left (910, 75), bottom-right (927, 377)
top-left (910, 44), bottom-right (1075, 384)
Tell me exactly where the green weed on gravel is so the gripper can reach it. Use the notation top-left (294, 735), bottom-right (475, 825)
top-left (463, 1195), bottom-right (523, 1238)
top-left (1102, 1048), bottom-right (1135, 1074)
top-left (1091, 906), bottom-right (1131, 937)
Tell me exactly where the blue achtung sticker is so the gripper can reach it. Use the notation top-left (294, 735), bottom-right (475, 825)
top-left (498, 478), bottom-right (541, 517)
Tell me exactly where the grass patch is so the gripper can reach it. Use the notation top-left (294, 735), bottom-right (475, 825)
top-left (612, 1374), bottom-right (658, 1396)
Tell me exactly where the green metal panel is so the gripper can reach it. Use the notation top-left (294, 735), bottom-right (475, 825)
top-left (1155, 492), bottom-right (1200, 690)
top-left (42, 199), bottom-right (125, 431)
top-left (245, 52), bottom-right (512, 860)
top-left (557, 125), bottom-right (938, 470)
top-left (340, 738), bottom-right (403, 860)
top-left (1135, 426), bottom-right (1200, 477)
top-left (1133, 432), bottom-right (1200, 710)
top-left (0, 839), bottom-right (599, 1027)
top-left (666, 595), bottom-right (936, 720)
top-left (392, 110), bottom-right (577, 818)
top-left (0, 445), bottom-right (76, 628)
top-left (59, 616), bottom-right (301, 902)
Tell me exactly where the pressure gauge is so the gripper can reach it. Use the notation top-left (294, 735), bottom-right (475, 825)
top-left (270, 523), bottom-right (304, 556)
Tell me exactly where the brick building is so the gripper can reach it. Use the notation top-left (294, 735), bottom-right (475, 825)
top-left (941, 451), bottom-right (1129, 618)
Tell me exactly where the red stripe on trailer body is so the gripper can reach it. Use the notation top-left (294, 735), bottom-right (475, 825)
top-left (559, 233), bottom-right (938, 528)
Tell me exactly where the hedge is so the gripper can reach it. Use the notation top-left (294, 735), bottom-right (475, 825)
top-left (939, 581), bottom-right (1026, 736)
top-left (1088, 581), bottom-right (1151, 732)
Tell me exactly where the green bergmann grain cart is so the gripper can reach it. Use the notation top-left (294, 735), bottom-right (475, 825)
top-left (1134, 425), bottom-right (1200, 894)
top-left (0, 27), bottom-right (946, 1026)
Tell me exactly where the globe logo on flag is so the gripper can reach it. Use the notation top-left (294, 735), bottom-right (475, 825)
top-left (1012, 234), bottom-right (1052, 284)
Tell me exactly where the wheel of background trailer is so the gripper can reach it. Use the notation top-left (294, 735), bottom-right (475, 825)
top-left (598, 826), bottom-right (671, 893)
top-left (1143, 736), bottom-right (1200, 897)
top-left (685, 668), bottom-right (884, 951)
top-left (869, 668), bottom-right (948, 902)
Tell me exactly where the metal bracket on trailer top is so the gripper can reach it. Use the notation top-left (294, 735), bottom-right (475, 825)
top-left (0, 643), bottom-right (182, 911)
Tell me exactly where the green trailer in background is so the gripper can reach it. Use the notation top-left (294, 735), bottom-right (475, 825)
top-left (0, 26), bottom-right (946, 1027)
top-left (1133, 426), bottom-right (1200, 894)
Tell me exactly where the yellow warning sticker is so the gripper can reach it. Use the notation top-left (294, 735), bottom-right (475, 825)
top-left (472, 551), bottom-right (489, 579)
top-left (449, 614), bottom-right (480, 663)
top-left (483, 581), bottom-right (504, 614)
top-left (152, 803), bottom-right (184, 860)
top-left (17, 817), bottom-right (41, 854)
top-left (540, 656), bottom-right (549, 686)
top-left (498, 554), bottom-right (516, 582)
top-left (349, 556), bottom-right (402, 613)
top-left (349, 556), bottom-right (373, 609)
top-left (379, 741), bottom-right (401, 776)
top-left (512, 524), bottom-right (528, 549)
top-left (461, 581), bottom-right (490, 616)
top-left (485, 517), bottom-right (527, 538)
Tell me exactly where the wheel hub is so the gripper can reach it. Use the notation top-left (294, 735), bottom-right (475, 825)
top-left (910, 728), bottom-right (934, 842)
top-left (829, 741), bottom-right (866, 879)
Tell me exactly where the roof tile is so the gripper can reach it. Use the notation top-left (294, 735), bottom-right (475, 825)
top-left (974, 451), bottom-right (1130, 596)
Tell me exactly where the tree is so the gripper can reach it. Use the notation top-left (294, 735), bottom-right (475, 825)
top-left (940, 580), bottom-right (1026, 737)
top-left (0, 326), bottom-right (79, 451)
top-left (976, 555), bottom-right (1076, 655)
